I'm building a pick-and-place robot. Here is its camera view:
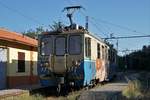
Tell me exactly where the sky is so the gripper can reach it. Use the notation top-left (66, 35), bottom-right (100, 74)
top-left (0, 0), bottom-right (150, 55)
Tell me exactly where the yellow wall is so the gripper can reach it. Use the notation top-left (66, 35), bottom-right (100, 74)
top-left (7, 47), bottom-right (37, 76)
top-left (32, 51), bottom-right (38, 75)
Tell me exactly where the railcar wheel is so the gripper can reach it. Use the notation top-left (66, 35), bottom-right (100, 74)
top-left (56, 84), bottom-right (61, 96)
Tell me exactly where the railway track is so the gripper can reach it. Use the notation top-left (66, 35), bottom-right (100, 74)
top-left (0, 71), bottom-right (140, 100)
top-left (27, 73), bottom-right (120, 99)
top-left (78, 72), bottom-right (133, 100)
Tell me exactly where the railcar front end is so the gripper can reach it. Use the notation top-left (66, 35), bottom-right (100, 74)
top-left (38, 31), bottom-right (86, 89)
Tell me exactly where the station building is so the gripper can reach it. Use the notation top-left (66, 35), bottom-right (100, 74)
top-left (0, 28), bottom-right (38, 89)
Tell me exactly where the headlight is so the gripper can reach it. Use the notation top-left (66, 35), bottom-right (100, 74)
top-left (40, 62), bottom-right (49, 67)
top-left (41, 52), bottom-right (45, 56)
top-left (40, 63), bottom-right (43, 67)
top-left (72, 60), bottom-right (81, 67)
top-left (45, 62), bottom-right (49, 67)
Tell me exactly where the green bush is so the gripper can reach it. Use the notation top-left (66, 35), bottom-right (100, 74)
top-left (122, 80), bottom-right (143, 99)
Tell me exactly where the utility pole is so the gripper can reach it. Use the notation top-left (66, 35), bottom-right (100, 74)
top-left (116, 39), bottom-right (119, 69)
top-left (85, 16), bottom-right (89, 30)
top-left (122, 49), bottom-right (130, 71)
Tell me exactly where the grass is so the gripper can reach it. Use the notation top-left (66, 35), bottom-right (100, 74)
top-left (122, 71), bottom-right (150, 99)
top-left (122, 80), bottom-right (143, 99)
top-left (66, 90), bottom-right (82, 100)
top-left (12, 94), bottom-right (45, 100)
top-left (46, 89), bottom-right (83, 100)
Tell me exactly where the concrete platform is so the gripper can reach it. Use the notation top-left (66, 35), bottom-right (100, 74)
top-left (0, 89), bottom-right (29, 99)
top-left (0, 84), bottom-right (42, 99)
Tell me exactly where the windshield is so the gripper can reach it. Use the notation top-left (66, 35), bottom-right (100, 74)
top-left (69, 35), bottom-right (81, 55)
top-left (55, 37), bottom-right (66, 56)
top-left (41, 37), bottom-right (52, 56)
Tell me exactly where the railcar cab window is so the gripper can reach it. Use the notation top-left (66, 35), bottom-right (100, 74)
top-left (55, 37), bottom-right (66, 56)
top-left (69, 35), bottom-right (81, 55)
top-left (41, 37), bottom-right (52, 56)
top-left (85, 37), bottom-right (91, 58)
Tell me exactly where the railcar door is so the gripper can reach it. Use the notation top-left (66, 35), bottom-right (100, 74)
top-left (54, 36), bottom-right (67, 74)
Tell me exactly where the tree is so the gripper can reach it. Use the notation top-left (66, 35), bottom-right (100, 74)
top-left (49, 21), bottom-right (65, 31)
top-left (23, 26), bottom-right (44, 39)
top-left (118, 45), bottom-right (150, 71)
top-left (23, 21), bottom-right (65, 39)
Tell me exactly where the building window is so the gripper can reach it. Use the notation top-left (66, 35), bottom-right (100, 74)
top-left (69, 35), bottom-right (81, 55)
top-left (18, 52), bottom-right (25, 72)
top-left (85, 37), bottom-right (91, 58)
top-left (97, 43), bottom-right (101, 58)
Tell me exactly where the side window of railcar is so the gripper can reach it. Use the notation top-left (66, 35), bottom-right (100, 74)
top-left (105, 46), bottom-right (108, 60)
top-left (108, 49), bottom-right (111, 61)
top-left (97, 43), bottom-right (101, 59)
top-left (102, 45), bottom-right (105, 60)
top-left (112, 50), bottom-right (116, 62)
top-left (112, 51), bottom-right (114, 62)
top-left (69, 35), bottom-right (81, 55)
top-left (85, 37), bottom-right (91, 58)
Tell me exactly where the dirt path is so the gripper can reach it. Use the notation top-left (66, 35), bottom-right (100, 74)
top-left (79, 72), bottom-right (129, 100)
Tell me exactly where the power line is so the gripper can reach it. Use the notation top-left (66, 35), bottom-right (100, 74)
top-left (0, 1), bottom-right (43, 25)
top-left (103, 34), bottom-right (150, 40)
top-left (62, 2), bottom-right (108, 37)
top-left (88, 19), bottom-right (109, 37)
top-left (65, 0), bottom-right (80, 6)
top-left (90, 17), bottom-right (111, 33)
top-left (64, 0), bottom-right (74, 6)
top-left (79, 10), bottom-right (109, 37)
top-left (63, 1), bottom-right (112, 37)
top-left (89, 16), bottom-right (147, 35)
top-left (64, 1), bottom-right (148, 36)
top-left (79, 9), bottom-right (148, 36)
top-left (118, 49), bottom-right (138, 52)
top-left (89, 16), bottom-right (112, 35)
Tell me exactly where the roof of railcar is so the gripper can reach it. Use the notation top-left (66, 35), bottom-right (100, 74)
top-left (39, 29), bottom-right (108, 46)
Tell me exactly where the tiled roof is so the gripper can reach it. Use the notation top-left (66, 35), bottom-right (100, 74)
top-left (0, 28), bottom-right (37, 47)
